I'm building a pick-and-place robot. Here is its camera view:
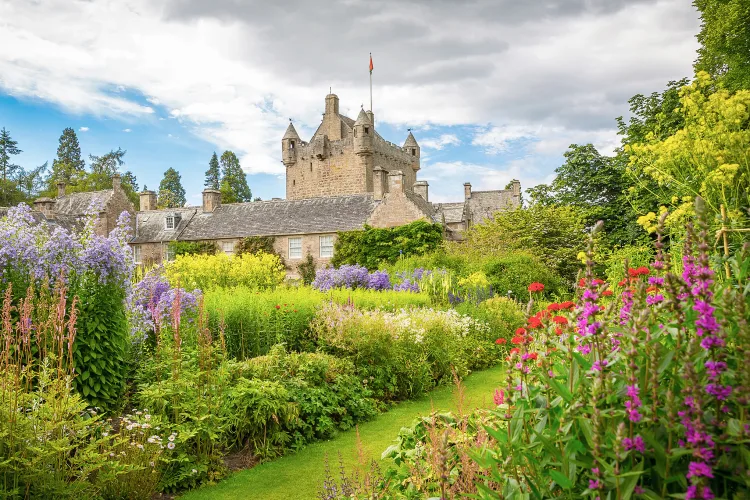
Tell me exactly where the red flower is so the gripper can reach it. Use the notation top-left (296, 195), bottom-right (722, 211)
top-left (495, 338), bottom-right (507, 345)
top-left (275, 305), bottom-right (280, 310)
top-left (528, 282), bottom-right (545, 292)
top-left (515, 327), bottom-right (527, 336)
top-left (627, 268), bottom-right (639, 278)
top-left (560, 301), bottom-right (575, 310)
top-left (511, 336), bottom-right (525, 345)
top-left (602, 290), bottom-right (613, 296)
top-left (527, 316), bottom-right (543, 329)
top-left (552, 315), bottom-right (568, 325)
top-left (547, 303), bottom-right (561, 311)
top-left (636, 266), bottom-right (650, 276)
top-left (646, 285), bottom-right (658, 293)
top-left (554, 327), bottom-right (563, 335)
top-left (618, 279), bottom-right (627, 287)
top-left (578, 278), bottom-right (587, 288)
top-left (527, 352), bottom-right (538, 361)
top-left (593, 278), bottom-right (605, 286)
top-left (510, 348), bottom-right (520, 355)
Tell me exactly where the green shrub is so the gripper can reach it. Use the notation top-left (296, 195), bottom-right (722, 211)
top-left (602, 244), bottom-right (654, 285)
top-left (479, 252), bottom-right (565, 300)
top-left (168, 240), bottom-right (218, 257)
top-left (297, 253), bottom-right (316, 285)
top-left (456, 296), bottom-right (527, 347)
top-left (331, 220), bottom-right (443, 269)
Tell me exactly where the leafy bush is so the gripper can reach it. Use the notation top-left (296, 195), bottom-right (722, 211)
top-left (602, 244), bottom-right (654, 286)
top-left (203, 286), bottom-right (431, 360)
top-left (311, 303), bottom-right (497, 401)
top-left (297, 253), bottom-right (316, 285)
top-left (331, 220), bottom-right (443, 270)
top-left (455, 296), bottom-right (527, 348)
top-left (479, 252), bottom-right (565, 301)
top-left (164, 251), bottom-right (285, 291)
top-left (168, 240), bottom-right (218, 257)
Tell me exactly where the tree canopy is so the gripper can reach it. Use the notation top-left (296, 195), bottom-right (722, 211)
top-left (205, 152), bottom-right (221, 190)
top-left (49, 127), bottom-right (85, 189)
top-left (694, 0), bottom-right (750, 91)
top-left (219, 151), bottom-right (252, 203)
top-left (158, 167), bottom-right (186, 208)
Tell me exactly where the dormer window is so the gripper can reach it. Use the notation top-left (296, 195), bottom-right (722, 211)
top-left (165, 215), bottom-right (175, 230)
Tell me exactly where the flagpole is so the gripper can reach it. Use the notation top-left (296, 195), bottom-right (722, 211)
top-left (369, 52), bottom-right (373, 113)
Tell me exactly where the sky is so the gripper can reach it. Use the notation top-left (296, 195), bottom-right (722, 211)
top-left (0, 0), bottom-right (701, 204)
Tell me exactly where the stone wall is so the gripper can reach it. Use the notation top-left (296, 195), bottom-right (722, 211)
top-left (273, 232), bottom-right (337, 272)
top-left (102, 184), bottom-right (136, 236)
top-left (134, 242), bottom-right (167, 267)
top-left (367, 191), bottom-right (429, 228)
top-left (286, 140), bottom-right (369, 200)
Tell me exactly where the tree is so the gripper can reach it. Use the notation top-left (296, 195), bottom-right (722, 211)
top-left (205, 152), bottom-right (221, 190)
top-left (694, 0), bottom-right (750, 91)
top-left (0, 127), bottom-right (22, 206)
top-left (158, 167), bottom-right (186, 208)
top-left (219, 151), bottom-right (252, 203)
top-left (49, 127), bottom-right (85, 188)
top-left (16, 162), bottom-right (48, 201)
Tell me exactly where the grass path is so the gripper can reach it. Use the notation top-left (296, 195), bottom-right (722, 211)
top-left (181, 364), bottom-right (504, 500)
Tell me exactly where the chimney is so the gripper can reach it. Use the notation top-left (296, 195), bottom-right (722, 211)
top-left (33, 197), bottom-right (56, 218)
top-left (387, 170), bottom-right (405, 195)
top-left (139, 190), bottom-right (157, 211)
top-left (413, 181), bottom-right (429, 202)
top-left (464, 182), bottom-right (472, 200)
top-left (202, 189), bottom-right (221, 213)
top-left (366, 110), bottom-right (374, 129)
top-left (56, 181), bottom-right (66, 198)
top-left (112, 173), bottom-right (122, 192)
top-left (510, 179), bottom-right (521, 205)
top-left (373, 166), bottom-right (386, 200)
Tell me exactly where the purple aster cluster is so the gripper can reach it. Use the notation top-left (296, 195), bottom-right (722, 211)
top-left (128, 267), bottom-right (201, 340)
top-left (0, 204), bottom-right (133, 288)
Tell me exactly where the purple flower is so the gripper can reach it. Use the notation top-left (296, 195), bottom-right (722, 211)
top-left (623, 435), bottom-right (645, 453)
top-left (687, 461), bottom-right (714, 479)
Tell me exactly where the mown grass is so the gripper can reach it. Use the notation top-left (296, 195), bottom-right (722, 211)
top-left (180, 364), bottom-right (504, 500)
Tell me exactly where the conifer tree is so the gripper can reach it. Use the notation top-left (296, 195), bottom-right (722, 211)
top-left (49, 127), bottom-right (85, 187)
top-left (219, 150), bottom-right (252, 203)
top-left (158, 167), bottom-right (186, 208)
top-left (0, 127), bottom-right (22, 206)
top-left (205, 152), bottom-right (221, 190)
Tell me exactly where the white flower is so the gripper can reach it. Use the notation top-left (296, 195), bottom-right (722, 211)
top-left (142, 423), bottom-right (151, 429)
top-left (102, 432), bottom-right (109, 437)
top-left (150, 461), bottom-right (155, 467)
top-left (144, 414), bottom-right (151, 421)
top-left (167, 442), bottom-right (175, 450)
top-left (191, 469), bottom-right (197, 474)
top-left (137, 444), bottom-right (144, 450)
top-left (168, 434), bottom-right (176, 442)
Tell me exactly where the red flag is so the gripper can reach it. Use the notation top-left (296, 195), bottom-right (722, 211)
top-left (369, 54), bottom-right (373, 73)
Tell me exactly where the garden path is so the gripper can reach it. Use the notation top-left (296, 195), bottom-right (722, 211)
top-left (180, 364), bottom-right (503, 500)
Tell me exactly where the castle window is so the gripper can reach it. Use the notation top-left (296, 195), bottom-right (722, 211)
top-left (411, 148), bottom-right (416, 156)
top-left (165, 215), bottom-right (175, 230)
top-left (310, 162), bottom-right (313, 171)
top-left (354, 129), bottom-right (357, 138)
top-left (133, 245), bottom-right (142, 265)
top-left (364, 127), bottom-right (369, 135)
top-left (293, 179), bottom-right (296, 186)
top-left (288, 237), bottom-right (302, 259)
top-left (319, 235), bottom-right (334, 258)
top-left (289, 140), bottom-right (295, 149)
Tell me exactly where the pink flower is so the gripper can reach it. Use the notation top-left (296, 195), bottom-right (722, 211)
top-left (493, 388), bottom-right (505, 406)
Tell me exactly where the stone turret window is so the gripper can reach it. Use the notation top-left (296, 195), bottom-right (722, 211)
top-left (411, 148), bottom-right (416, 156)
top-left (364, 127), bottom-right (369, 135)
top-left (289, 140), bottom-right (295, 149)
top-left (354, 129), bottom-right (357, 138)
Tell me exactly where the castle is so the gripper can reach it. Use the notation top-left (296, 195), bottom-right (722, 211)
top-left (17, 93), bottom-right (521, 269)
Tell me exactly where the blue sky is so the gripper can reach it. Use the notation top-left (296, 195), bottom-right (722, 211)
top-left (0, 0), bottom-right (700, 204)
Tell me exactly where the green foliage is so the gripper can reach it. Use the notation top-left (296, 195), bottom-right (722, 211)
top-left (455, 296), bottom-right (527, 347)
top-left (73, 283), bottom-right (129, 410)
top-left (461, 204), bottom-right (586, 286)
top-left (219, 151), bottom-right (252, 203)
top-left (165, 252), bottom-right (286, 291)
top-left (204, 286), bottom-right (431, 360)
top-left (297, 253), bottom-right (316, 285)
top-left (158, 167), bottom-right (186, 208)
top-left (601, 244), bottom-right (654, 286)
top-left (626, 73), bottom-right (750, 240)
top-left (205, 152), bottom-right (221, 190)
top-left (331, 220), bottom-right (444, 270)
top-left (694, 0), bottom-right (750, 91)
top-left (0, 127), bottom-right (22, 206)
top-left (168, 240), bottom-right (218, 257)
top-left (49, 126), bottom-right (86, 187)
top-left (235, 235), bottom-right (281, 265)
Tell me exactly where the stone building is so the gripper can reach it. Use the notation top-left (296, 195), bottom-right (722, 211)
top-left (0, 174), bottom-right (136, 236)
top-left (129, 93), bottom-right (521, 267)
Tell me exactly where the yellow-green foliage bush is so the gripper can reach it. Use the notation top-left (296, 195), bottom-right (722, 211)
top-left (455, 296), bottom-right (527, 349)
top-left (204, 286), bottom-right (432, 359)
top-left (164, 251), bottom-right (285, 291)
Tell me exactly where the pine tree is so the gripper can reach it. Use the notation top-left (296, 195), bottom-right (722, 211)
top-left (49, 127), bottom-right (85, 188)
top-left (158, 167), bottom-right (186, 208)
top-left (0, 127), bottom-right (22, 206)
top-left (205, 152), bottom-right (221, 189)
top-left (219, 150), bottom-right (252, 203)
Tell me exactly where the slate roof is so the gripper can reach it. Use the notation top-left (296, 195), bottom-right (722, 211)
top-left (131, 208), bottom-right (197, 244)
top-left (434, 202), bottom-right (466, 224)
top-left (467, 190), bottom-right (516, 223)
top-left (54, 190), bottom-right (114, 215)
top-left (0, 207), bottom-right (87, 233)
top-left (177, 195), bottom-right (379, 241)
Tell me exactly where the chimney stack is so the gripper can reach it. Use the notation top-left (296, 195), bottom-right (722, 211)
top-left (112, 173), bottom-right (122, 192)
top-left (464, 182), bottom-right (472, 200)
top-left (373, 166), bottom-right (386, 200)
top-left (202, 189), bottom-right (221, 213)
top-left (510, 179), bottom-right (521, 205)
top-left (413, 181), bottom-right (429, 202)
top-left (57, 181), bottom-right (66, 198)
top-left (33, 197), bottom-right (56, 218)
top-left (387, 170), bottom-right (405, 195)
top-left (139, 190), bottom-right (157, 211)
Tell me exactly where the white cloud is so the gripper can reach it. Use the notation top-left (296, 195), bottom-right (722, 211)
top-left (420, 133), bottom-right (460, 151)
top-left (123, 128), bottom-right (131, 133)
top-left (0, 0), bottom-right (699, 187)
top-left (79, 126), bottom-right (89, 132)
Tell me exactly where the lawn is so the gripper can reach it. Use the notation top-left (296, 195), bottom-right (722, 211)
top-left (181, 364), bottom-right (504, 500)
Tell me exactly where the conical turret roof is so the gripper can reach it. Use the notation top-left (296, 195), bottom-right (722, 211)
top-left (403, 131), bottom-right (418, 147)
top-left (354, 108), bottom-right (371, 126)
top-left (283, 122), bottom-right (300, 140)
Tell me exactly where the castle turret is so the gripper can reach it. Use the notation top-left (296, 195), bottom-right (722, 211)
top-left (353, 108), bottom-right (373, 155)
top-left (403, 131), bottom-right (420, 171)
top-left (282, 122), bottom-right (300, 167)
